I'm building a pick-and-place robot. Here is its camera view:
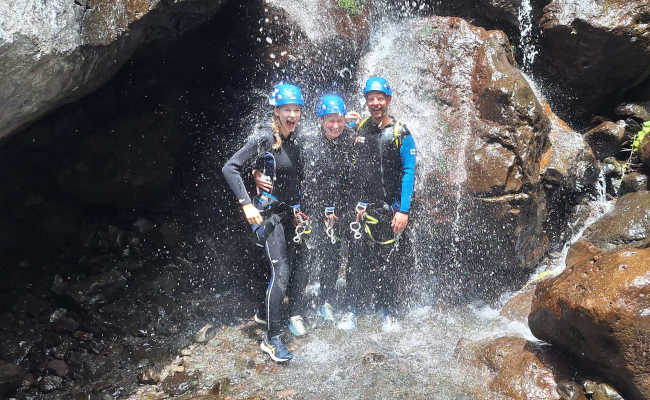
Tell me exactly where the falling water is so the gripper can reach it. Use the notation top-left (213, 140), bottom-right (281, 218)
top-left (518, 0), bottom-right (538, 71)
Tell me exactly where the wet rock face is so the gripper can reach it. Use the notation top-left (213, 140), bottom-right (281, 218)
top-left (581, 191), bottom-right (650, 251)
top-left (454, 336), bottom-right (575, 399)
top-left (0, 0), bottom-right (228, 140)
top-left (260, 0), bottom-right (370, 92)
top-left (537, 0), bottom-right (650, 117)
top-left (411, 17), bottom-right (554, 272)
top-left (584, 121), bottom-right (627, 160)
top-left (529, 242), bottom-right (650, 400)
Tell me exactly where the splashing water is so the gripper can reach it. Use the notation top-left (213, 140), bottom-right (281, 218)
top-left (518, 0), bottom-right (538, 71)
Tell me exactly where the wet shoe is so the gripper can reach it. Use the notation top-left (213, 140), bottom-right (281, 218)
top-left (337, 311), bottom-right (356, 331)
top-left (260, 334), bottom-right (293, 362)
top-left (253, 313), bottom-right (266, 325)
top-left (288, 315), bottom-right (307, 336)
top-left (319, 302), bottom-right (335, 322)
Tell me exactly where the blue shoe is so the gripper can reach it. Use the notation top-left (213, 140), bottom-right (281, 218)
top-left (288, 315), bottom-right (307, 336)
top-left (319, 302), bottom-right (335, 322)
top-left (337, 311), bottom-right (356, 330)
top-left (261, 334), bottom-right (293, 362)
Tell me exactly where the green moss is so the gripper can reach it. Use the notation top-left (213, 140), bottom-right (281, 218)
top-left (337, 0), bottom-right (366, 16)
top-left (632, 120), bottom-right (650, 154)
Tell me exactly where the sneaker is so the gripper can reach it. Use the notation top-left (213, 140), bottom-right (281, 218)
top-left (260, 334), bottom-right (293, 362)
top-left (253, 313), bottom-right (266, 325)
top-left (288, 315), bottom-right (307, 336)
top-left (337, 312), bottom-right (356, 331)
top-left (319, 302), bottom-right (335, 322)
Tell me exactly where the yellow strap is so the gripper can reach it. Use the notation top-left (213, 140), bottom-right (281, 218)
top-left (363, 213), bottom-right (396, 245)
top-left (357, 116), bottom-right (402, 150)
top-left (357, 116), bottom-right (371, 131)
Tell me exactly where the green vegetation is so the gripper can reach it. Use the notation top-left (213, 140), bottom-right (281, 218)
top-left (631, 120), bottom-right (650, 154)
top-left (337, 0), bottom-right (365, 16)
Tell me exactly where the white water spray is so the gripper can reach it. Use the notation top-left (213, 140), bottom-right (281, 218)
top-left (518, 0), bottom-right (538, 71)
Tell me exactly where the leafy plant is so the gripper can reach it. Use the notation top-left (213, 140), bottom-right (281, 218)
top-left (631, 120), bottom-right (650, 154)
top-left (337, 0), bottom-right (365, 16)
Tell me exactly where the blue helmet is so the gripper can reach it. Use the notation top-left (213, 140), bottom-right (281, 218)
top-left (316, 94), bottom-right (347, 117)
top-left (362, 76), bottom-right (392, 97)
top-left (269, 83), bottom-right (305, 107)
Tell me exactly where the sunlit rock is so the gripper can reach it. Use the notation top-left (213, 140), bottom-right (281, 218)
top-left (0, 0), bottom-right (228, 140)
top-left (581, 191), bottom-right (650, 251)
top-left (454, 336), bottom-right (576, 400)
top-left (408, 17), bottom-right (552, 273)
top-left (537, 0), bottom-right (650, 117)
top-left (500, 285), bottom-right (535, 322)
top-left (529, 244), bottom-right (650, 400)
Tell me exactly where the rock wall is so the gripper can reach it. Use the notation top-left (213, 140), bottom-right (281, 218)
top-left (0, 0), bottom-right (228, 140)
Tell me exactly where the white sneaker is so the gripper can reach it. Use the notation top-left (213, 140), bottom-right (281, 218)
top-left (319, 302), bottom-right (335, 322)
top-left (288, 315), bottom-right (307, 336)
top-left (337, 312), bottom-right (356, 331)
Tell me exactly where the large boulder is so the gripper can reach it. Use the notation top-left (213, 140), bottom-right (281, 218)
top-left (454, 336), bottom-right (577, 399)
top-left (529, 242), bottom-right (650, 400)
top-left (404, 17), bottom-right (551, 272)
top-left (537, 0), bottom-right (650, 117)
top-left (581, 191), bottom-right (650, 251)
top-left (0, 0), bottom-right (228, 140)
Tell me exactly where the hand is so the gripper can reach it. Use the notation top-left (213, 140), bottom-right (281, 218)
top-left (252, 169), bottom-right (273, 195)
top-left (345, 111), bottom-right (361, 125)
top-left (242, 203), bottom-right (263, 226)
top-left (391, 212), bottom-right (409, 233)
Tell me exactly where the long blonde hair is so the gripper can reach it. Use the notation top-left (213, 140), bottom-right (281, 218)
top-left (271, 114), bottom-right (283, 150)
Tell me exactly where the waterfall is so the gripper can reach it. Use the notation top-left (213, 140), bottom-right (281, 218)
top-left (517, 0), bottom-right (538, 71)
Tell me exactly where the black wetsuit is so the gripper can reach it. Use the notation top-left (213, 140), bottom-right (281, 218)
top-left (348, 116), bottom-right (416, 312)
top-left (222, 121), bottom-right (302, 337)
top-left (290, 125), bottom-right (357, 313)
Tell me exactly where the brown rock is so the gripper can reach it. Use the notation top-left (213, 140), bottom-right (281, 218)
top-left (529, 246), bottom-right (650, 400)
top-left (620, 172), bottom-right (648, 195)
top-left (405, 16), bottom-right (553, 273)
top-left (584, 121), bottom-right (627, 160)
top-left (500, 286), bottom-right (535, 322)
top-left (455, 336), bottom-right (576, 400)
top-left (538, 0), bottom-right (650, 117)
top-left (581, 191), bottom-right (650, 251)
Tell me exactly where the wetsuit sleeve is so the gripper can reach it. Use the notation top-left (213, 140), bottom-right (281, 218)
top-left (222, 132), bottom-right (271, 206)
top-left (399, 133), bottom-right (416, 213)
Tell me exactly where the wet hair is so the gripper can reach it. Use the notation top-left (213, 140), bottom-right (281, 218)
top-left (271, 114), bottom-right (283, 150)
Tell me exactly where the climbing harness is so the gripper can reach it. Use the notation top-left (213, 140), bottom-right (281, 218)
top-left (350, 202), bottom-right (368, 240)
top-left (356, 117), bottom-right (403, 150)
top-left (324, 206), bottom-right (339, 244)
top-left (349, 201), bottom-right (401, 245)
top-left (292, 205), bottom-right (312, 243)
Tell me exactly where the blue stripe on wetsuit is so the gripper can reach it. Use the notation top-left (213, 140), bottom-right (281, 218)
top-left (399, 134), bottom-right (416, 213)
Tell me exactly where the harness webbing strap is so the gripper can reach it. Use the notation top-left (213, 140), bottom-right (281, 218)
top-left (356, 117), bottom-right (402, 150)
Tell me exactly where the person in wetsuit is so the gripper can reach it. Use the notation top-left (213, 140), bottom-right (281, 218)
top-left (222, 83), bottom-right (306, 362)
top-left (292, 94), bottom-right (358, 326)
top-left (346, 76), bottom-right (417, 313)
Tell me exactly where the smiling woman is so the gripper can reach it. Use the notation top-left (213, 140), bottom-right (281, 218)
top-left (222, 82), bottom-right (306, 363)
